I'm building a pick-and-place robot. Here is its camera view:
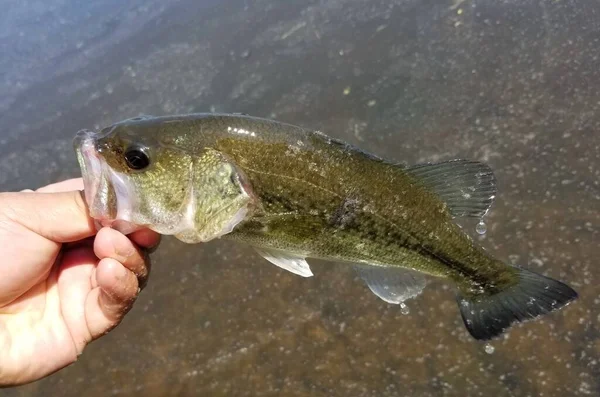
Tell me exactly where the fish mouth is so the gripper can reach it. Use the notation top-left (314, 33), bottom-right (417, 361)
top-left (74, 130), bottom-right (108, 220)
top-left (73, 129), bottom-right (140, 234)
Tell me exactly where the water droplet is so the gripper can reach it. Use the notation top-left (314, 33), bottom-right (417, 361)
top-left (484, 343), bottom-right (495, 354)
top-left (476, 220), bottom-right (487, 235)
top-left (400, 302), bottom-right (410, 315)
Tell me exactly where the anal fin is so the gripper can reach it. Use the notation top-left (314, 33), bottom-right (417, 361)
top-left (255, 247), bottom-right (313, 277)
top-left (406, 160), bottom-right (497, 218)
top-left (354, 264), bottom-right (427, 304)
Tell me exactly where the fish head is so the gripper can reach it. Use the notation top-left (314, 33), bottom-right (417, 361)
top-left (73, 117), bottom-right (196, 235)
top-left (73, 116), bottom-right (255, 241)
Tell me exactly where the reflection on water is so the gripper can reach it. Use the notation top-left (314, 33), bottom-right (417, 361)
top-left (1, 0), bottom-right (599, 396)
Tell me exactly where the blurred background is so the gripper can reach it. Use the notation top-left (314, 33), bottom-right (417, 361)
top-left (1, 0), bottom-right (598, 396)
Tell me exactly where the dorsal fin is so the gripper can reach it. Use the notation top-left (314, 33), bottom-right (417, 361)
top-left (406, 160), bottom-right (497, 218)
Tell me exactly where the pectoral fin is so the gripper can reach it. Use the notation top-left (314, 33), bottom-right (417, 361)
top-left (255, 247), bottom-right (313, 277)
top-left (354, 264), bottom-right (427, 304)
top-left (406, 160), bottom-right (497, 218)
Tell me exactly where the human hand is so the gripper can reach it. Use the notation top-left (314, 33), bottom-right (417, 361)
top-left (0, 179), bottom-right (160, 386)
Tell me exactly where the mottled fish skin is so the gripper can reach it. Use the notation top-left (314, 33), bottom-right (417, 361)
top-left (219, 128), bottom-right (505, 291)
top-left (74, 113), bottom-right (578, 340)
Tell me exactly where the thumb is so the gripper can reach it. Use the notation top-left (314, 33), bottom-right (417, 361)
top-left (0, 190), bottom-right (96, 243)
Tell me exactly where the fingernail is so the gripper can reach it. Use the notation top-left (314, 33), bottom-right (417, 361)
top-left (113, 236), bottom-right (135, 259)
top-left (114, 262), bottom-right (129, 281)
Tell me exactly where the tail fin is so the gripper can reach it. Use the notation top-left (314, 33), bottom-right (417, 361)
top-left (457, 267), bottom-right (578, 340)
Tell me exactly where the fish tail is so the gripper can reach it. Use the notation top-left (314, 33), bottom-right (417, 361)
top-left (457, 267), bottom-right (578, 340)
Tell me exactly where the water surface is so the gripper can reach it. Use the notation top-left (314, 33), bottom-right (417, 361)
top-left (1, 0), bottom-right (599, 396)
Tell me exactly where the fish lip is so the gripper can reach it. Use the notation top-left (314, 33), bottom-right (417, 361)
top-left (73, 129), bottom-right (111, 224)
top-left (73, 128), bottom-right (144, 235)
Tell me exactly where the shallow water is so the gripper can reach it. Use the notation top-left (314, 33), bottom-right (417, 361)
top-left (1, 0), bottom-right (599, 396)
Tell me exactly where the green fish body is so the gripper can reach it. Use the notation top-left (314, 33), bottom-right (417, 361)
top-left (74, 113), bottom-right (577, 340)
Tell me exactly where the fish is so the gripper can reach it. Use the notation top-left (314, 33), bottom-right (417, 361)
top-left (73, 113), bottom-right (578, 341)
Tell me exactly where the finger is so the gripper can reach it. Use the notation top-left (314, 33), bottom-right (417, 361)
top-left (0, 190), bottom-right (95, 243)
top-left (56, 246), bottom-right (97, 353)
top-left (36, 178), bottom-right (84, 193)
top-left (94, 228), bottom-right (150, 288)
top-left (129, 228), bottom-right (161, 252)
top-left (18, 178), bottom-right (83, 193)
top-left (85, 258), bottom-right (139, 339)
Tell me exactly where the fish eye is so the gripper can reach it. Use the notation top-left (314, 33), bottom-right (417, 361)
top-left (124, 146), bottom-right (151, 170)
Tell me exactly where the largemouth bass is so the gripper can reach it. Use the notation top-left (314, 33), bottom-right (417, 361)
top-left (73, 113), bottom-right (577, 340)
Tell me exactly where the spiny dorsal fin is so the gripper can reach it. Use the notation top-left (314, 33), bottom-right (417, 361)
top-left (406, 160), bottom-right (497, 218)
top-left (353, 264), bottom-right (427, 304)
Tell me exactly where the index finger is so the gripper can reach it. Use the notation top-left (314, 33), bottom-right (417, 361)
top-left (0, 190), bottom-right (96, 243)
top-left (36, 178), bottom-right (84, 193)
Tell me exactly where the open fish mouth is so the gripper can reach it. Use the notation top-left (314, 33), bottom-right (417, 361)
top-left (73, 129), bottom-right (140, 234)
top-left (74, 129), bottom-right (107, 220)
